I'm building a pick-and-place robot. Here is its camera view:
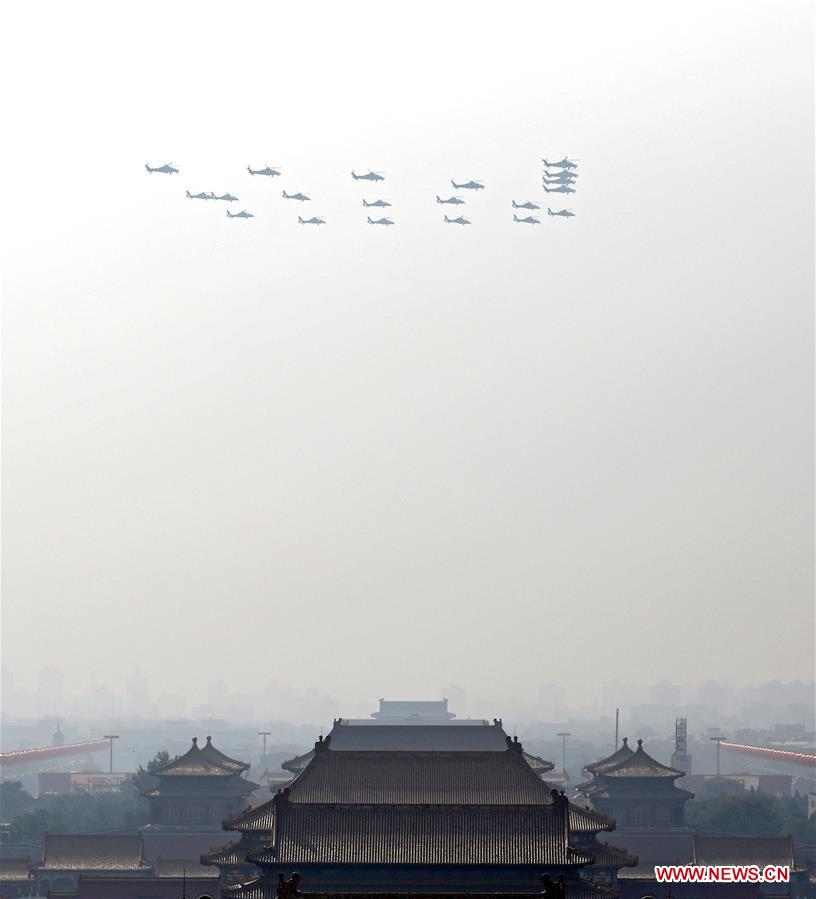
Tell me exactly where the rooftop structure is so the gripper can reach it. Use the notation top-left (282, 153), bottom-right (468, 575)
top-left (142, 736), bottom-right (256, 830)
top-left (206, 730), bottom-right (634, 895)
top-left (578, 738), bottom-right (693, 830)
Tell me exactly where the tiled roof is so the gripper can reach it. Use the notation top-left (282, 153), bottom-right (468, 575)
top-left (523, 751), bottom-right (555, 773)
top-left (152, 858), bottom-right (219, 878)
top-left (0, 858), bottom-right (32, 881)
top-left (567, 805), bottom-right (615, 834)
top-left (693, 836), bottom-right (794, 868)
top-left (247, 803), bottom-right (586, 867)
top-left (225, 797), bottom-right (278, 832)
top-left (283, 749), bottom-right (555, 805)
top-left (199, 736), bottom-right (250, 772)
top-left (583, 842), bottom-right (637, 869)
top-left (599, 741), bottom-right (684, 779)
top-left (36, 835), bottom-right (151, 871)
top-left (585, 738), bottom-right (634, 775)
top-left (327, 723), bottom-right (514, 752)
top-left (153, 738), bottom-right (242, 777)
top-left (201, 839), bottom-right (258, 868)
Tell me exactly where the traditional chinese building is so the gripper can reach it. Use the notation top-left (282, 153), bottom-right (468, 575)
top-left (143, 736), bottom-right (256, 830)
top-left (577, 738), bottom-right (693, 830)
top-left (205, 722), bottom-right (636, 895)
top-left (283, 718), bottom-right (555, 780)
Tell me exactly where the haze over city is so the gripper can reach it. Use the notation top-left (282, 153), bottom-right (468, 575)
top-left (2, 0), bottom-right (814, 711)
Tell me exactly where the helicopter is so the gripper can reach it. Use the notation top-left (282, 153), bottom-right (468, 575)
top-left (186, 190), bottom-right (215, 200)
top-left (351, 170), bottom-right (385, 182)
top-left (213, 193), bottom-right (239, 202)
top-left (543, 184), bottom-right (576, 194)
top-left (513, 213), bottom-right (541, 224)
top-left (542, 157), bottom-right (578, 169)
top-left (367, 216), bottom-right (395, 226)
top-left (145, 162), bottom-right (179, 174)
top-left (226, 210), bottom-right (254, 219)
top-left (512, 200), bottom-right (541, 210)
top-left (543, 171), bottom-right (578, 183)
top-left (282, 191), bottom-right (311, 202)
top-left (451, 179), bottom-right (484, 191)
top-left (362, 199), bottom-right (391, 208)
top-left (443, 214), bottom-right (471, 225)
top-left (547, 208), bottom-right (575, 217)
top-left (436, 196), bottom-right (465, 205)
top-left (298, 215), bottom-right (326, 225)
top-left (248, 165), bottom-right (282, 177)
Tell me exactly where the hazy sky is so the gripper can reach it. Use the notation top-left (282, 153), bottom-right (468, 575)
top-left (2, 0), bottom-right (813, 710)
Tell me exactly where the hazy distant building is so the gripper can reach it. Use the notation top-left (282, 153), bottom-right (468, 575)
top-left (142, 736), bottom-right (256, 829)
top-left (578, 738), bottom-right (693, 829)
top-left (370, 697), bottom-right (456, 720)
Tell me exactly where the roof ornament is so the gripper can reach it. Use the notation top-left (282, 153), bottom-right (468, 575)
top-left (206, 736), bottom-right (212, 744)
top-left (192, 737), bottom-right (198, 746)
top-left (622, 737), bottom-right (628, 746)
top-left (637, 739), bottom-right (643, 747)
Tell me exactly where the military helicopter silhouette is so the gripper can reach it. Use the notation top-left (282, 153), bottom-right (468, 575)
top-left (298, 215), bottom-right (326, 225)
top-left (451, 179), bottom-right (484, 191)
top-left (547, 208), bottom-right (575, 217)
top-left (352, 170), bottom-right (385, 182)
top-left (542, 157), bottom-right (579, 169)
top-left (282, 191), bottom-right (310, 202)
top-left (145, 162), bottom-right (178, 174)
top-left (436, 196), bottom-right (465, 205)
top-left (367, 216), bottom-right (395, 226)
top-left (226, 209), bottom-right (254, 219)
top-left (543, 171), bottom-right (577, 183)
top-left (186, 190), bottom-right (215, 200)
top-left (213, 193), bottom-right (239, 202)
top-left (512, 200), bottom-right (541, 210)
top-left (248, 165), bottom-right (282, 177)
top-left (513, 213), bottom-right (541, 224)
top-left (443, 214), bottom-right (471, 225)
top-left (543, 184), bottom-right (576, 194)
top-left (362, 199), bottom-right (391, 208)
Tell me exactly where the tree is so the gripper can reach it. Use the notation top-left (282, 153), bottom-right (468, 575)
top-left (0, 780), bottom-right (35, 821)
top-left (132, 750), bottom-right (178, 793)
top-left (10, 808), bottom-right (65, 842)
top-left (685, 791), bottom-right (812, 839)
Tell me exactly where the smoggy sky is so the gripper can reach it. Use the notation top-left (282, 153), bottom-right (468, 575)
top-left (1, 0), bottom-right (813, 709)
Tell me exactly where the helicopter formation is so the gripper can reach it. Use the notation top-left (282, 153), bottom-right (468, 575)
top-left (146, 157), bottom-right (579, 225)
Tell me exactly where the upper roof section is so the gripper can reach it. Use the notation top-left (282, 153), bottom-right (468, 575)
top-left (330, 721), bottom-right (510, 752)
top-left (199, 736), bottom-right (250, 772)
top-left (586, 738), bottom-right (635, 775)
top-left (277, 739), bottom-right (558, 806)
top-left (371, 699), bottom-right (455, 720)
top-left (282, 720), bottom-right (554, 772)
top-left (599, 740), bottom-right (684, 779)
top-left (153, 737), bottom-right (249, 778)
top-left (36, 835), bottom-right (151, 871)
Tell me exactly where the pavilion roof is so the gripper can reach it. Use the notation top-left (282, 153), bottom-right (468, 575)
top-left (199, 735), bottom-right (250, 772)
top-left (599, 740), bottom-right (684, 779)
top-left (585, 737), bottom-right (635, 775)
